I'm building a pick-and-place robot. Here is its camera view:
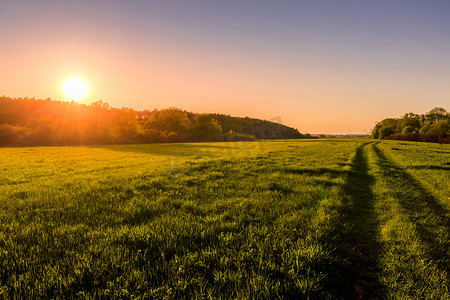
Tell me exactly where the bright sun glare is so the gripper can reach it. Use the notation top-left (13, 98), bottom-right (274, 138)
top-left (63, 78), bottom-right (88, 101)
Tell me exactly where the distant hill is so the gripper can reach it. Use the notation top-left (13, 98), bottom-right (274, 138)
top-left (209, 113), bottom-right (307, 141)
top-left (0, 96), bottom-right (310, 146)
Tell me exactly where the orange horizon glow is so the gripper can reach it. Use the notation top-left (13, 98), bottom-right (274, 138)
top-left (1, 1), bottom-right (449, 134)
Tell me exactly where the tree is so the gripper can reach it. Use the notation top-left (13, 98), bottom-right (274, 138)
top-left (428, 120), bottom-right (450, 137)
top-left (0, 124), bottom-right (26, 146)
top-left (373, 107), bottom-right (449, 143)
top-left (373, 118), bottom-right (397, 139)
top-left (0, 96), bottom-right (307, 146)
top-left (113, 109), bottom-right (142, 142)
top-left (397, 113), bottom-right (420, 132)
top-left (425, 107), bottom-right (449, 124)
top-left (401, 126), bottom-right (415, 135)
top-left (189, 114), bottom-right (223, 142)
top-left (144, 108), bottom-right (192, 142)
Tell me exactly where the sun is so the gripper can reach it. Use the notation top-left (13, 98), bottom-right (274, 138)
top-left (63, 78), bottom-right (88, 101)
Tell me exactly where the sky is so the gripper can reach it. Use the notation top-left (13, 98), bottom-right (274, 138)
top-left (1, 0), bottom-right (449, 134)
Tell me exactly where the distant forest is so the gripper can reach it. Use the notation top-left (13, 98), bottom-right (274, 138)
top-left (372, 107), bottom-right (449, 143)
top-left (0, 96), bottom-right (309, 146)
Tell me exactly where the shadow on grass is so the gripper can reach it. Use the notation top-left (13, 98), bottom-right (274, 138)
top-left (282, 167), bottom-right (358, 178)
top-left (323, 142), bottom-right (383, 299)
top-left (89, 143), bottom-right (239, 157)
top-left (372, 144), bottom-right (450, 272)
top-left (405, 165), bottom-right (450, 171)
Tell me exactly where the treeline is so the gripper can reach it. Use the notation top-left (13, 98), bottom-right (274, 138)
top-left (372, 107), bottom-right (449, 143)
top-left (0, 96), bottom-right (308, 146)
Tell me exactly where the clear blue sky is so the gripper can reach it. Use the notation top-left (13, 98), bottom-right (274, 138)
top-left (1, 0), bottom-right (449, 133)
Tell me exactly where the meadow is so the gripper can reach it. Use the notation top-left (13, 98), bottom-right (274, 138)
top-left (0, 139), bottom-right (448, 299)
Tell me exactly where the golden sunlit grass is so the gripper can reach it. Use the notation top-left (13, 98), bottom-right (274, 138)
top-left (0, 140), bottom-right (448, 298)
top-left (63, 77), bottom-right (88, 101)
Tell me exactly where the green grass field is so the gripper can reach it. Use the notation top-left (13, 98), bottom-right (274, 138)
top-left (0, 139), bottom-right (448, 299)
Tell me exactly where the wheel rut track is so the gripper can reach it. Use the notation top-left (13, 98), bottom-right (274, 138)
top-left (372, 143), bottom-right (450, 275)
top-left (344, 142), bottom-right (382, 300)
top-left (321, 142), bottom-right (383, 299)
